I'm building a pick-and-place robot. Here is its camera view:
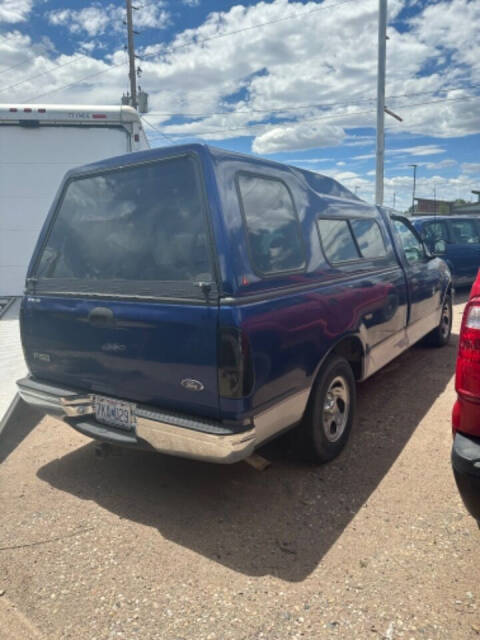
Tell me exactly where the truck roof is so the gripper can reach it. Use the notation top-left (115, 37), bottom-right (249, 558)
top-left (68, 142), bottom-right (361, 203)
top-left (0, 104), bottom-right (142, 124)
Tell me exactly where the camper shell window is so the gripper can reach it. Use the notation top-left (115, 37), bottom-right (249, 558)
top-left (34, 154), bottom-right (217, 300)
top-left (236, 173), bottom-right (306, 277)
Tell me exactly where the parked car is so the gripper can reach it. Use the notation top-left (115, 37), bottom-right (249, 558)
top-left (411, 215), bottom-right (480, 286)
top-left (17, 145), bottom-right (452, 464)
top-left (452, 270), bottom-right (480, 524)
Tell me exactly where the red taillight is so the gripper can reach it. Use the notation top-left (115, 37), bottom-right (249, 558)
top-left (38, 108), bottom-right (46, 113)
top-left (456, 300), bottom-right (480, 399)
top-left (9, 107), bottom-right (18, 112)
top-left (470, 270), bottom-right (480, 299)
top-left (453, 272), bottom-right (480, 437)
top-left (92, 113), bottom-right (106, 119)
top-left (24, 108), bottom-right (32, 112)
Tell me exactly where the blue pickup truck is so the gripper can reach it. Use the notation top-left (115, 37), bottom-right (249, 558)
top-left (17, 144), bottom-right (452, 464)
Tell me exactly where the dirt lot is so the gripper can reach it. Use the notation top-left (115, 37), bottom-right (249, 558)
top-left (1, 292), bottom-right (479, 640)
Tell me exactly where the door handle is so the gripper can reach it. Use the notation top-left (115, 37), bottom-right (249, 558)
top-left (88, 307), bottom-right (115, 327)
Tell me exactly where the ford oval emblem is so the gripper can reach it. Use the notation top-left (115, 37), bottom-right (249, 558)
top-left (101, 343), bottom-right (126, 353)
top-left (181, 378), bottom-right (205, 392)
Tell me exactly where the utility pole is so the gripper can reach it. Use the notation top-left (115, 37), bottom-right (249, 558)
top-left (375, 0), bottom-right (387, 205)
top-left (126, 0), bottom-right (137, 110)
top-left (409, 164), bottom-right (417, 214)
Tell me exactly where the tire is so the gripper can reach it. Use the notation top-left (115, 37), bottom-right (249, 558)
top-left (298, 355), bottom-right (356, 464)
top-left (425, 294), bottom-right (452, 347)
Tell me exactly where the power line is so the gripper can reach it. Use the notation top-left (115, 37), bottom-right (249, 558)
top-left (141, 116), bottom-right (176, 144)
top-left (146, 94), bottom-right (480, 141)
top-left (0, 58), bottom-right (33, 76)
top-left (145, 83), bottom-right (480, 119)
top-left (0, 54), bottom-right (88, 96)
top-left (155, 0), bottom-right (359, 51)
top-left (24, 0), bottom-right (359, 102)
top-left (147, 108), bottom-right (380, 140)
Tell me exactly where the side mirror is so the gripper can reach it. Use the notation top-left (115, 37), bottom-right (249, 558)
top-left (405, 247), bottom-right (422, 263)
top-left (422, 243), bottom-right (434, 259)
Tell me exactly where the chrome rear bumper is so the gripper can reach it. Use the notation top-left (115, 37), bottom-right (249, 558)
top-left (17, 377), bottom-right (256, 464)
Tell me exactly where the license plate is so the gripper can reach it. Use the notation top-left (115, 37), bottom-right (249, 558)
top-left (94, 396), bottom-right (136, 431)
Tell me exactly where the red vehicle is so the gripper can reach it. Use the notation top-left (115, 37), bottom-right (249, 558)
top-left (452, 272), bottom-right (480, 524)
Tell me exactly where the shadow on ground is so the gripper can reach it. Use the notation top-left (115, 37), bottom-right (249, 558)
top-left (37, 327), bottom-right (459, 582)
top-left (454, 286), bottom-right (471, 305)
top-left (0, 397), bottom-right (44, 464)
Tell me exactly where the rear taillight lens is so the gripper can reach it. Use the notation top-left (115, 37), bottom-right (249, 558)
top-left (456, 300), bottom-right (480, 399)
top-left (218, 328), bottom-right (254, 399)
top-left (470, 269), bottom-right (480, 299)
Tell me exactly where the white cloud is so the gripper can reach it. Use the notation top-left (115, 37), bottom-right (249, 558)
top-left (48, 1), bottom-right (169, 37)
top-left (0, 30), bottom-right (31, 67)
top-left (135, 3), bottom-right (170, 30)
top-left (391, 144), bottom-right (446, 157)
top-left (1, 0), bottom-right (478, 159)
top-left (252, 122), bottom-right (345, 154)
top-left (344, 136), bottom-right (376, 147)
top-left (423, 159), bottom-right (457, 170)
top-left (310, 161), bottom-right (480, 212)
top-left (353, 153), bottom-right (375, 161)
top-left (355, 148), bottom-right (457, 175)
top-left (139, 0), bottom-right (479, 151)
top-left (408, 0), bottom-right (480, 76)
top-left (288, 157), bottom-right (333, 164)
top-left (384, 171), bottom-right (480, 211)
top-left (462, 163), bottom-right (480, 175)
top-left (48, 7), bottom-right (109, 37)
top-left (0, 0), bottom-right (33, 23)
top-left (78, 39), bottom-right (106, 54)
top-left (396, 158), bottom-right (458, 171)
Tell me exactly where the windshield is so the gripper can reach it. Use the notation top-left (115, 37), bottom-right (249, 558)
top-left (34, 155), bottom-right (215, 298)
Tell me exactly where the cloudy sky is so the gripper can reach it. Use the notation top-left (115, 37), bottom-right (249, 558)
top-left (1, 0), bottom-right (479, 210)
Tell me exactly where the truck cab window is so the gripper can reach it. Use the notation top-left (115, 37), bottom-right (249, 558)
top-left (393, 218), bottom-right (425, 264)
top-left (350, 219), bottom-right (387, 259)
top-left (317, 218), bottom-right (360, 264)
top-left (422, 221), bottom-right (448, 252)
top-left (450, 220), bottom-right (480, 244)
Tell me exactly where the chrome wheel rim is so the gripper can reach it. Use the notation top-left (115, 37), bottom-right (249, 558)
top-left (440, 301), bottom-right (451, 339)
top-left (322, 376), bottom-right (350, 443)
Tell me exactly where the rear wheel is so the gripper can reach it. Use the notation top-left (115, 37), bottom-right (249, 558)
top-left (425, 294), bottom-right (452, 347)
top-left (298, 356), bottom-right (356, 463)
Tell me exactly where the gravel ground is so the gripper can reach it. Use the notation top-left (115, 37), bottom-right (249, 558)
top-left (1, 292), bottom-right (479, 640)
